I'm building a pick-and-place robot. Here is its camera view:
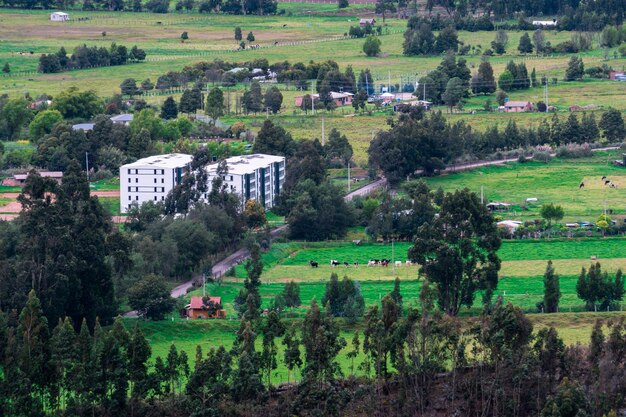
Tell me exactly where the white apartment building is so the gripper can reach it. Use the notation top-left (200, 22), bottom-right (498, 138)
top-left (120, 153), bottom-right (193, 213)
top-left (205, 154), bottom-right (286, 209)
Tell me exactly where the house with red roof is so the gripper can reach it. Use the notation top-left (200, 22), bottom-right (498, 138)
top-left (185, 296), bottom-right (226, 319)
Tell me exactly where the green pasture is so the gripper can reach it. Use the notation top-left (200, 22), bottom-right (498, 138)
top-left (97, 196), bottom-right (121, 215)
top-left (0, 197), bottom-right (12, 207)
top-left (127, 311), bottom-right (626, 384)
top-left (90, 176), bottom-right (120, 191)
top-left (423, 152), bottom-right (626, 219)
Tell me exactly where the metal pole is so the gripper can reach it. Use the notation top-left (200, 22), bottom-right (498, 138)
top-left (85, 152), bottom-right (89, 181)
top-left (348, 162), bottom-right (351, 193)
top-left (311, 80), bottom-right (315, 115)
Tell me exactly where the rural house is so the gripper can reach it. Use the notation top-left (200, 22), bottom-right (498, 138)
top-left (532, 19), bottom-right (557, 27)
top-left (110, 113), bottom-right (134, 125)
top-left (504, 101), bottom-right (534, 113)
top-left (294, 91), bottom-right (354, 108)
top-left (359, 18), bottom-right (376, 26)
top-left (2, 171), bottom-right (63, 186)
top-left (185, 296), bottom-right (226, 319)
top-left (50, 11), bottom-right (69, 21)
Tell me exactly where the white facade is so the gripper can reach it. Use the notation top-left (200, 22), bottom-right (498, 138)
top-left (205, 154), bottom-right (286, 210)
top-left (50, 12), bottom-right (69, 21)
top-left (119, 153), bottom-right (193, 213)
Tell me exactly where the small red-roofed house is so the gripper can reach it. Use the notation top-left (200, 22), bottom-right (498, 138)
top-left (185, 296), bottom-right (226, 319)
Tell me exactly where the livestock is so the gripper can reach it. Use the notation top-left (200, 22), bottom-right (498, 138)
top-left (343, 262), bottom-right (350, 268)
top-left (309, 260), bottom-right (318, 268)
top-left (602, 176), bottom-right (607, 180)
top-left (405, 260), bottom-right (412, 266)
top-left (381, 259), bottom-right (390, 267)
top-left (354, 262), bottom-right (359, 268)
top-left (331, 260), bottom-right (340, 267)
top-left (579, 182), bottom-right (585, 189)
top-left (282, 24), bottom-right (287, 27)
top-left (605, 180), bottom-right (611, 185)
top-left (610, 183), bottom-right (617, 188)
top-left (395, 261), bottom-right (402, 267)
top-left (368, 260), bottom-right (376, 266)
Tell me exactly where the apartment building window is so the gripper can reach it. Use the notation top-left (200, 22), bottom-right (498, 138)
top-left (230, 175), bottom-right (233, 181)
top-left (161, 178), bottom-right (164, 183)
top-left (154, 187), bottom-right (158, 192)
top-left (161, 196), bottom-right (164, 201)
top-left (135, 196), bottom-right (139, 200)
top-left (135, 178), bottom-right (138, 183)
top-left (154, 178), bottom-right (157, 183)
top-left (154, 196), bottom-right (157, 201)
top-left (128, 178), bottom-right (131, 183)
top-left (128, 187), bottom-right (132, 191)
top-left (128, 196), bottom-right (131, 201)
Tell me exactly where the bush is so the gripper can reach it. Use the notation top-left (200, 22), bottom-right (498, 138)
top-left (91, 169), bottom-right (114, 181)
top-left (533, 150), bottom-right (552, 163)
top-left (555, 143), bottom-right (592, 158)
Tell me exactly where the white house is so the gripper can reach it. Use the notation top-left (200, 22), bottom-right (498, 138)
top-left (119, 153), bottom-right (193, 213)
top-left (50, 12), bottom-right (69, 21)
top-left (204, 154), bottom-right (286, 210)
top-left (532, 20), bottom-right (557, 27)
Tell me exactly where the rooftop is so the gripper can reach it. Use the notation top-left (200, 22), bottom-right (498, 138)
top-left (123, 153), bottom-right (193, 169)
top-left (13, 171), bottom-right (63, 180)
top-left (206, 154), bottom-right (285, 176)
top-left (110, 113), bottom-right (133, 123)
top-left (188, 296), bottom-right (222, 309)
top-left (504, 101), bottom-right (532, 107)
top-left (72, 123), bottom-right (95, 131)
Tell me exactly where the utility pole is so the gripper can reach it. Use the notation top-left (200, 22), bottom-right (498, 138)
top-left (388, 70), bottom-right (391, 93)
top-left (85, 152), bottom-right (90, 181)
top-left (348, 162), bottom-right (351, 193)
top-left (321, 115), bottom-right (325, 145)
top-left (311, 80), bottom-right (315, 115)
top-left (544, 77), bottom-right (549, 112)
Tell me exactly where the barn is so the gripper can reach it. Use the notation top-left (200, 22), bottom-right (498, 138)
top-left (50, 12), bottom-right (69, 21)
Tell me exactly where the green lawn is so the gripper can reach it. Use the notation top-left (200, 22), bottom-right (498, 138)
top-left (90, 177), bottom-right (120, 191)
top-left (423, 152), bottom-right (626, 220)
top-left (97, 196), bottom-right (121, 216)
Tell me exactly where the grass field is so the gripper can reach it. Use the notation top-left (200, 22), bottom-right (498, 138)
top-left (98, 196), bottom-right (121, 215)
top-left (126, 311), bottom-right (626, 383)
top-left (423, 151), bottom-right (626, 220)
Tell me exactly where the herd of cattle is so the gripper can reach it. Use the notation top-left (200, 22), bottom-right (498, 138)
top-left (309, 259), bottom-right (413, 268)
top-left (579, 176), bottom-right (618, 189)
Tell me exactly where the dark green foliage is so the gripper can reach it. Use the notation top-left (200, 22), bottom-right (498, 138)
top-left (576, 263), bottom-right (625, 311)
top-left (471, 60), bottom-right (496, 94)
top-left (599, 108), bottom-right (625, 142)
top-left (409, 188), bottom-right (501, 315)
top-left (403, 22), bottom-right (435, 55)
top-left (540, 203), bottom-right (565, 227)
top-left (363, 35), bottom-right (381, 57)
top-left (39, 43), bottom-right (144, 73)
top-left (179, 86), bottom-right (203, 114)
top-left (324, 128), bottom-right (353, 166)
top-left (301, 298), bottom-right (346, 384)
top-left (253, 119), bottom-right (296, 157)
top-left (321, 273), bottom-right (365, 321)
top-left (247, 32), bottom-right (255, 42)
top-left (282, 325), bottom-right (302, 383)
top-left (263, 86), bottom-right (283, 114)
top-left (282, 281), bottom-right (301, 307)
top-left (160, 96), bottom-right (178, 120)
top-left (260, 311), bottom-right (285, 386)
top-left (128, 274), bottom-right (176, 320)
top-left (544, 260), bottom-right (561, 313)
top-left (234, 243), bottom-right (263, 319)
top-left (234, 26), bottom-right (242, 41)
top-left (242, 81), bottom-right (263, 114)
top-left (518, 32), bottom-right (534, 53)
top-left (565, 56), bottom-right (585, 81)
top-left (205, 87), bottom-right (225, 121)
top-left (120, 78), bottom-right (140, 97)
top-left (2, 62), bottom-right (10, 74)
top-left (541, 378), bottom-right (589, 417)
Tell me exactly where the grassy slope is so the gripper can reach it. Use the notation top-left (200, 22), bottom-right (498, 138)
top-left (423, 152), bottom-right (626, 219)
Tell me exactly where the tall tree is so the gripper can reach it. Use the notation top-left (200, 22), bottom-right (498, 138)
top-left (543, 260), bottom-right (561, 313)
top-left (472, 60), bottom-right (496, 95)
top-left (253, 119), bottom-right (296, 156)
top-left (242, 81), bottom-right (264, 114)
top-left (409, 189), bottom-right (501, 315)
top-left (259, 311), bottom-right (285, 386)
top-left (205, 86), bottom-right (225, 123)
top-left (160, 96), bottom-right (178, 120)
top-left (518, 32), bottom-right (534, 53)
top-left (565, 56), bottom-right (585, 81)
top-left (599, 108), bottom-right (625, 142)
top-left (264, 86), bottom-right (283, 114)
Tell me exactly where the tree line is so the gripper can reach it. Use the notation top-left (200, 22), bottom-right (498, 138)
top-left (4, 274), bottom-right (626, 416)
top-left (39, 43), bottom-right (146, 73)
top-left (369, 104), bottom-right (625, 184)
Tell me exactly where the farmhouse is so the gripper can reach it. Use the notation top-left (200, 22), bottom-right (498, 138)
top-left (609, 71), bottom-right (626, 81)
top-left (110, 113), bottom-right (134, 125)
top-left (50, 12), bottom-right (69, 21)
top-left (185, 296), bottom-right (226, 319)
top-left (119, 153), bottom-right (193, 213)
top-left (504, 101), bottom-right (534, 113)
top-left (487, 202), bottom-right (511, 212)
top-left (359, 18), bottom-right (376, 26)
top-left (294, 91), bottom-right (354, 107)
top-left (205, 154), bottom-right (286, 210)
top-left (2, 171), bottom-right (63, 186)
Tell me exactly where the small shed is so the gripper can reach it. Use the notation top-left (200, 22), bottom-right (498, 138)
top-left (110, 114), bottom-right (134, 125)
top-left (50, 12), bottom-right (69, 21)
top-left (504, 101), bottom-right (534, 113)
top-left (9, 171), bottom-right (63, 186)
top-left (487, 202), bottom-right (512, 212)
top-left (359, 18), bottom-right (376, 26)
top-left (185, 296), bottom-right (226, 319)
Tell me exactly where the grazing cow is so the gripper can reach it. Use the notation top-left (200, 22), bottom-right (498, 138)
top-left (282, 24), bottom-right (287, 27)
top-left (395, 261), bottom-right (402, 267)
top-left (610, 183), bottom-right (617, 188)
top-left (579, 182), bottom-right (585, 189)
top-left (274, 41), bottom-right (279, 45)
top-left (309, 260), bottom-right (319, 268)
top-left (368, 260), bottom-right (376, 267)
top-left (343, 262), bottom-right (350, 268)
top-left (405, 260), bottom-right (412, 266)
top-left (354, 262), bottom-right (359, 268)
top-left (381, 259), bottom-right (390, 267)
top-left (331, 260), bottom-right (340, 267)
top-left (602, 176), bottom-right (607, 181)
top-left (605, 180), bottom-right (611, 185)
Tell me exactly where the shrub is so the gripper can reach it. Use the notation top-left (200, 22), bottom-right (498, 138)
top-left (533, 150), bottom-right (552, 163)
top-left (555, 143), bottom-right (592, 158)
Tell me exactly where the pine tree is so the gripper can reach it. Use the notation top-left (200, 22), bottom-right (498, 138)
top-left (580, 112), bottom-right (599, 143)
top-left (205, 86), bottom-right (225, 122)
top-left (282, 325), bottom-right (302, 383)
top-left (472, 60), bottom-right (496, 94)
top-left (531, 67), bottom-right (538, 87)
top-left (247, 31), bottom-right (255, 42)
top-left (127, 327), bottom-right (151, 399)
top-left (160, 96), bottom-right (178, 119)
top-left (260, 311), bottom-right (285, 387)
top-left (234, 26), bottom-right (242, 41)
top-left (2, 62), bottom-right (10, 74)
top-left (231, 320), bottom-right (263, 401)
top-left (518, 32), bottom-right (534, 53)
top-left (565, 56), bottom-right (585, 81)
top-left (389, 277), bottom-right (403, 312)
top-left (242, 81), bottom-right (263, 114)
top-left (543, 260), bottom-right (561, 313)
top-left (51, 317), bottom-right (78, 411)
top-left (347, 330), bottom-right (360, 376)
